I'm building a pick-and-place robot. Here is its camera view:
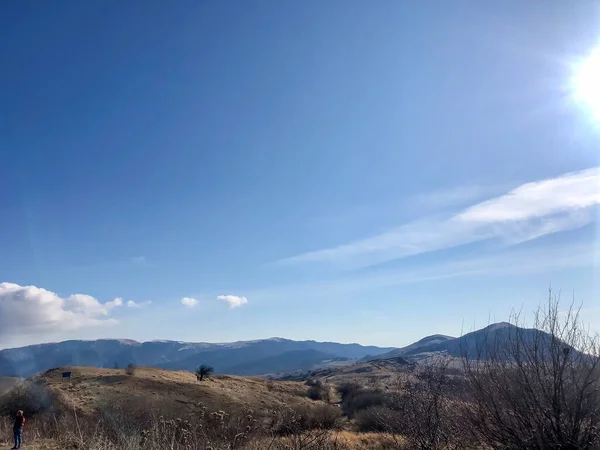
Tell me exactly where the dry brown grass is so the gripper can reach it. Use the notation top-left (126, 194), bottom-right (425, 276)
top-left (333, 430), bottom-right (404, 449)
top-left (1, 431), bottom-right (403, 450)
top-left (36, 366), bottom-right (315, 417)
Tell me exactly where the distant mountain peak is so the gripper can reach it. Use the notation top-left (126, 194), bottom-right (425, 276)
top-left (414, 334), bottom-right (455, 344)
top-left (482, 322), bottom-right (515, 332)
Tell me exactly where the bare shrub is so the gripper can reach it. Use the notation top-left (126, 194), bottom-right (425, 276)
top-left (463, 292), bottom-right (600, 449)
top-left (336, 382), bottom-right (361, 400)
top-left (0, 381), bottom-right (60, 417)
top-left (336, 382), bottom-right (385, 419)
top-left (271, 404), bottom-right (342, 435)
top-left (307, 380), bottom-right (331, 402)
top-left (125, 363), bottom-right (136, 376)
top-left (355, 405), bottom-right (401, 433)
top-left (352, 359), bottom-right (471, 450)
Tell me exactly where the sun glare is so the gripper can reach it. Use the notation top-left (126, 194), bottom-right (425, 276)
top-left (572, 47), bottom-right (600, 122)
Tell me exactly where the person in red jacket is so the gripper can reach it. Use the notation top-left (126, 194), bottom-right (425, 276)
top-left (12, 410), bottom-right (25, 449)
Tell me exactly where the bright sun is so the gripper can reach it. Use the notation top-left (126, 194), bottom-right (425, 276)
top-left (572, 47), bottom-right (600, 122)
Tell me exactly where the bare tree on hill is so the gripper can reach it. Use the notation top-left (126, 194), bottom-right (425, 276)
top-left (195, 364), bottom-right (214, 381)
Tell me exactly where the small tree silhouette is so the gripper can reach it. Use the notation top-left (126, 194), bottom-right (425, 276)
top-left (113, 362), bottom-right (119, 369)
top-left (195, 364), bottom-right (214, 381)
top-left (125, 363), bottom-right (136, 376)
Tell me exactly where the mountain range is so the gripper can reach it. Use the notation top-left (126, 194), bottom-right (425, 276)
top-left (0, 322), bottom-right (570, 378)
top-left (0, 337), bottom-right (395, 378)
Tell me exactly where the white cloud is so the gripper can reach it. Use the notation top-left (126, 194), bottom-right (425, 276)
top-left (455, 168), bottom-right (600, 223)
top-left (107, 297), bottom-right (123, 309)
top-left (181, 297), bottom-right (199, 308)
top-left (126, 300), bottom-right (151, 308)
top-left (0, 282), bottom-right (121, 338)
top-left (217, 295), bottom-right (248, 309)
top-left (279, 168), bottom-right (600, 269)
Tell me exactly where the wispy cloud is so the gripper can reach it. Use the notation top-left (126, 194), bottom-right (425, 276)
top-left (257, 240), bottom-right (599, 302)
top-left (126, 300), bottom-right (151, 308)
top-left (0, 282), bottom-right (120, 339)
top-left (181, 297), bottom-right (199, 308)
top-left (455, 168), bottom-right (600, 222)
top-left (217, 295), bottom-right (248, 309)
top-left (408, 185), bottom-right (501, 211)
top-left (279, 168), bottom-right (600, 269)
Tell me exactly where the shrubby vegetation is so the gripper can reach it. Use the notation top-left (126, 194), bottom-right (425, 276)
top-left (306, 379), bottom-right (331, 402)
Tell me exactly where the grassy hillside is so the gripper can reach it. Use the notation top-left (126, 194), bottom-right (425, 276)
top-left (0, 365), bottom-right (397, 449)
top-left (34, 366), bottom-right (315, 417)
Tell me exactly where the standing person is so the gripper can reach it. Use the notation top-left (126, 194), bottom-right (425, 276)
top-left (12, 410), bottom-right (25, 450)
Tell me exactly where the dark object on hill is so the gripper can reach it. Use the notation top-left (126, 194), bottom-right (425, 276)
top-left (195, 364), bottom-right (214, 381)
top-left (61, 372), bottom-right (71, 379)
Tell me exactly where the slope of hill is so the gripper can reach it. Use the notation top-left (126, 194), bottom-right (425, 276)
top-left (280, 356), bottom-right (414, 385)
top-left (30, 366), bottom-right (314, 416)
top-left (0, 338), bottom-right (395, 378)
top-left (372, 334), bottom-right (454, 359)
top-left (0, 377), bottom-right (20, 395)
top-left (374, 322), bottom-right (574, 361)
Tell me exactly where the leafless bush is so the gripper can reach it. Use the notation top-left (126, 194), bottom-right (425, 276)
top-left (351, 359), bottom-right (471, 450)
top-left (355, 405), bottom-right (401, 433)
top-left (270, 405), bottom-right (342, 436)
top-left (336, 382), bottom-right (385, 419)
top-left (0, 380), bottom-right (61, 417)
top-left (463, 292), bottom-right (600, 449)
top-left (307, 380), bottom-right (331, 402)
top-left (336, 382), bottom-right (361, 400)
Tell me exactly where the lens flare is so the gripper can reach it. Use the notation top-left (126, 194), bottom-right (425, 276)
top-left (572, 47), bottom-right (600, 122)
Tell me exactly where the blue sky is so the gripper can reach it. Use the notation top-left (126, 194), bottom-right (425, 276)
top-left (1, 1), bottom-right (600, 349)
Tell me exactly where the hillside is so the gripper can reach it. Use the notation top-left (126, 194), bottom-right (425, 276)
top-left (0, 338), bottom-right (395, 378)
top-left (30, 366), bottom-right (316, 417)
top-left (372, 334), bottom-right (454, 359)
top-left (373, 322), bottom-right (576, 362)
top-left (0, 377), bottom-right (20, 395)
top-left (280, 356), bottom-right (414, 386)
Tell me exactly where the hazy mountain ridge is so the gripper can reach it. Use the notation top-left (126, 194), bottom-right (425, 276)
top-left (0, 338), bottom-right (395, 378)
top-left (373, 322), bottom-right (579, 362)
top-left (0, 323), bottom-right (572, 378)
